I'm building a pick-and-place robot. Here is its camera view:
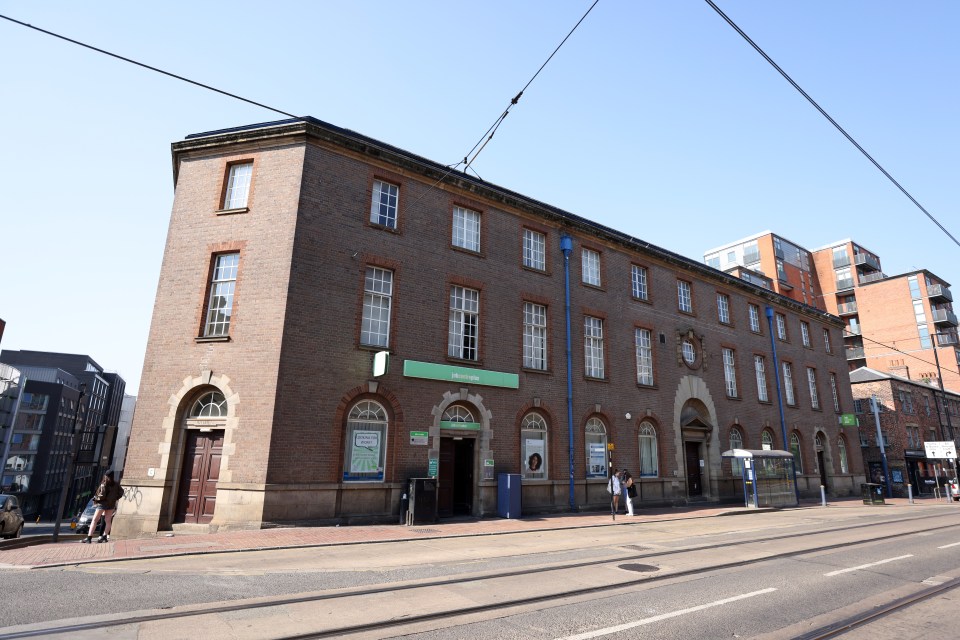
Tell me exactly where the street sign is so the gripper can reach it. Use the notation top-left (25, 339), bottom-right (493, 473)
top-left (410, 431), bottom-right (428, 445)
top-left (924, 441), bottom-right (957, 460)
top-left (839, 414), bottom-right (857, 427)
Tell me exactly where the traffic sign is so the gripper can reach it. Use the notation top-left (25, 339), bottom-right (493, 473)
top-left (924, 441), bottom-right (957, 460)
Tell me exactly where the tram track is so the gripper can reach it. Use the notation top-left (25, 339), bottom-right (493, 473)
top-left (3, 512), bottom-right (959, 639)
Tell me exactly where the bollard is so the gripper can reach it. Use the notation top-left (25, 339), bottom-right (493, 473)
top-left (820, 485), bottom-right (827, 507)
top-left (908, 484), bottom-right (914, 504)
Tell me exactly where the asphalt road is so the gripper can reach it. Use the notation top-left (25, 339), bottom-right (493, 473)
top-left (4, 505), bottom-right (960, 638)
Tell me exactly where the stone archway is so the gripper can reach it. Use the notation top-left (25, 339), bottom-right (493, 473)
top-left (430, 388), bottom-right (493, 517)
top-left (673, 376), bottom-right (719, 500)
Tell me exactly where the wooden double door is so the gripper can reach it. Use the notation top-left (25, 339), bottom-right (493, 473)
top-left (175, 430), bottom-right (223, 524)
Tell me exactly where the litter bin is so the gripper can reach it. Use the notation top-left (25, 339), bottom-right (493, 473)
top-left (861, 483), bottom-right (884, 505)
top-left (407, 478), bottom-right (438, 524)
top-left (497, 473), bottom-right (522, 518)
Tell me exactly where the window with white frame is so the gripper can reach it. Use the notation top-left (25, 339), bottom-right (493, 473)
top-left (631, 265), bottom-right (648, 300)
top-left (523, 302), bottom-right (547, 370)
top-left (807, 368), bottom-right (820, 410)
top-left (762, 430), bottom-right (773, 450)
top-left (191, 391), bottom-right (227, 418)
top-left (521, 412), bottom-right (547, 480)
top-left (729, 428), bottom-right (744, 476)
top-left (635, 328), bottom-right (654, 386)
top-left (523, 229), bottom-right (546, 271)
top-left (776, 313), bottom-right (787, 341)
top-left (203, 252), bottom-right (239, 337)
top-left (582, 248), bottom-right (601, 286)
top-left (749, 304), bottom-right (761, 333)
top-left (452, 206), bottom-right (481, 252)
top-left (638, 421), bottom-right (658, 477)
top-left (790, 433), bottom-right (803, 473)
top-left (783, 362), bottom-right (796, 405)
top-left (584, 316), bottom-right (605, 378)
top-left (722, 348), bottom-right (738, 397)
top-left (223, 162), bottom-right (252, 210)
top-left (801, 321), bottom-right (811, 347)
top-left (448, 286), bottom-right (479, 360)
top-left (838, 437), bottom-right (848, 473)
top-left (823, 328), bottom-right (832, 353)
top-left (717, 293), bottom-right (731, 324)
top-left (370, 180), bottom-right (399, 229)
top-left (830, 373), bottom-right (840, 412)
top-left (343, 400), bottom-right (388, 482)
top-left (678, 280), bottom-right (693, 313)
top-left (360, 267), bottom-right (393, 347)
top-left (585, 417), bottom-right (607, 478)
top-left (754, 355), bottom-right (769, 402)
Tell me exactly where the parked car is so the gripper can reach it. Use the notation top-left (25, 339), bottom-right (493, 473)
top-left (74, 498), bottom-right (105, 535)
top-left (0, 494), bottom-right (24, 539)
top-left (949, 479), bottom-right (960, 501)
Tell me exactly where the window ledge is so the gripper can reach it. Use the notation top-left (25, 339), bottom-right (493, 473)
top-left (451, 245), bottom-right (484, 258)
top-left (521, 265), bottom-right (550, 276)
top-left (584, 375), bottom-right (609, 383)
top-left (196, 335), bottom-right (231, 343)
top-left (216, 207), bottom-right (249, 216)
top-left (368, 222), bottom-right (400, 234)
top-left (522, 367), bottom-right (553, 375)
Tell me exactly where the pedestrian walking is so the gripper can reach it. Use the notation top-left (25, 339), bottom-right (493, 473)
top-left (607, 469), bottom-right (621, 520)
top-left (621, 469), bottom-right (635, 516)
top-left (81, 470), bottom-right (123, 543)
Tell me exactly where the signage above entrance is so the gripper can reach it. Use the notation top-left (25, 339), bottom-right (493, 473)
top-left (403, 360), bottom-right (519, 389)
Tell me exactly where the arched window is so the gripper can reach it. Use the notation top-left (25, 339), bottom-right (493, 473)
top-left (815, 434), bottom-right (824, 451)
top-left (761, 430), bottom-right (774, 451)
top-left (729, 428), bottom-right (744, 476)
top-left (838, 436), bottom-right (849, 474)
top-left (585, 417), bottom-right (607, 478)
top-left (343, 400), bottom-right (388, 482)
top-left (790, 433), bottom-right (803, 473)
top-left (443, 405), bottom-right (476, 424)
top-left (190, 391), bottom-right (226, 418)
top-left (521, 412), bottom-right (547, 479)
top-left (639, 421), bottom-right (658, 477)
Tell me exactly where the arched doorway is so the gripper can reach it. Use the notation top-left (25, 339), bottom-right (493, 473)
top-left (174, 390), bottom-right (226, 524)
top-left (678, 395), bottom-right (715, 499)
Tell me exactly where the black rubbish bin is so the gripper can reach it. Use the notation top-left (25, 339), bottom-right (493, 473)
top-left (407, 478), bottom-right (438, 524)
top-left (861, 483), bottom-right (885, 505)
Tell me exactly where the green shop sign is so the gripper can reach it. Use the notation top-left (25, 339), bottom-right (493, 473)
top-left (403, 360), bottom-right (519, 389)
top-left (440, 421), bottom-right (481, 430)
top-left (839, 414), bottom-right (858, 427)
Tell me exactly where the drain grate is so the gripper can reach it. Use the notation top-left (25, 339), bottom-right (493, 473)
top-left (621, 545), bottom-right (650, 552)
top-left (618, 563), bottom-right (659, 573)
top-left (411, 528), bottom-right (441, 534)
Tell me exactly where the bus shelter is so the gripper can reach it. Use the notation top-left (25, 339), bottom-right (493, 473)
top-left (722, 449), bottom-right (798, 508)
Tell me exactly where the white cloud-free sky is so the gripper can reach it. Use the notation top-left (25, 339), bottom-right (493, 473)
top-left (2, 1), bottom-right (958, 392)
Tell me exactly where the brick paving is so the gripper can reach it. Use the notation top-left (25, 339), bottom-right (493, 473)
top-left (0, 496), bottom-right (937, 569)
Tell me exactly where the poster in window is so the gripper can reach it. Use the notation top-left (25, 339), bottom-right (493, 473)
top-left (349, 431), bottom-right (383, 479)
top-left (588, 442), bottom-right (606, 477)
top-left (525, 438), bottom-right (545, 478)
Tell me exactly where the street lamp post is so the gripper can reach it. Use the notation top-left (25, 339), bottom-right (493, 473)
top-left (52, 383), bottom-right (86, 543)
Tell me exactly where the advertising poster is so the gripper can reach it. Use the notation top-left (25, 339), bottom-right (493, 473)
top-left (525, 438), bottom-right (545, 478)
top-left (588, 443), bottom-right (606, 477)
top-left (350, 431), bottom-right (382, 476)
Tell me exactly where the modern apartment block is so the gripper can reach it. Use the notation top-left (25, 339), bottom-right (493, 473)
top-left (850, 367), bottom-right (960, 497)
top-left (706, 235), bottom-right (960, 393)
top-left (704, 232), bottom-right (823, 310)
top-left (114, 117), bottom-right (862, 537)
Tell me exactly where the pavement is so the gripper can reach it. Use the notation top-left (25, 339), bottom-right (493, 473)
top-left (0, 495), bottom-right (950, 570)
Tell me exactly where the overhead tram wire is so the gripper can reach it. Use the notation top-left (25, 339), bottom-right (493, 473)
top-left (704, 1), bottom-right (960, 250)
top-left (843, 330), bottom-right (960, 375)
top-left (0, 13), bottom-right (301, 120)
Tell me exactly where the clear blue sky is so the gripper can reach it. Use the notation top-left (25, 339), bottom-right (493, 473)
top-left (2, 2), bottom-right (958, 393)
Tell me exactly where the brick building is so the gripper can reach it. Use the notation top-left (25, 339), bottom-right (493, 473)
top-left (850, 367), bottom-right (960, 497)
top-left (113, 118), bottom-right (863, 537)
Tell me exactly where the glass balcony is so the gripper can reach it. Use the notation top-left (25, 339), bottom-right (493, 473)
top-left (858, 272), bottom-right (887, 284)
top-left (932, 309), bottom-right (959, 326)
top-left (743, 251), bottom-right (761, 264)
top-left (837, 301), bottom-right (858, 316)
top-left (853, 253), bottom-right (881, 271)
top-left (928, 284), bottom-right (954, 302)
top-left (846, 347), bottom-right (865, 360)
top-left (844, 326), bottom-right (862, 337)
top-left (833, 255), bottom-right (851, 268)
top-left (836, 278), bottom-right (855, 291)
top-left (936, 333), bottom-right (959, 347)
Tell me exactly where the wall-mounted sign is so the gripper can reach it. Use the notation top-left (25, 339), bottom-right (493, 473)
top-left (410, 431), bottom-right (429, 445)
top-left (483, 459), bottom-right (495, 480)
top-left (839, 414), bottom-right (858, 427)
top-left (439, 421), bottom-right (481, 430)
top-left (403, 360), bottom-right (519, 389)
top-left (428, 458), bottom-right (439, 477)
top-left (925, 441), bottom-right (957, 460)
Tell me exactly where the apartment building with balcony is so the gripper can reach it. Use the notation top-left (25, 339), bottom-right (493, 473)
top-left (704, 232), bottom-right (823, 310)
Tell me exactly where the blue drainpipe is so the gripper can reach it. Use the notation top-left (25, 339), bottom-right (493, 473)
top-left (561, 234), bottom-right (576, 511)
top-left (765, 306), bottom-right (801, 503)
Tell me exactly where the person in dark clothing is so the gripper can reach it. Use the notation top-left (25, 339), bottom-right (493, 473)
top-left (81, 470), bottom-right (123, 543)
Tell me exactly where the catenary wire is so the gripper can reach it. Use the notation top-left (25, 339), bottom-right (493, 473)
top-left (704, 1), bottom-right (960, 250)
top-left (843, 330), bottom-right (960, 375)
top-left (0, 13), bottom-right (301, 120)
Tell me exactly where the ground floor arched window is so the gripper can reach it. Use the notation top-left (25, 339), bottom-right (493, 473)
top-left (521, 412), bottom-right (547, 480)
top-left (638, 421), bottom-right (658, 477)
top-left (838, 436), bottom-right (849, 473)
top-left (790, 432), bottom-right (803, 473)
top-left (585, 417), bottom-right (607, 478)
top-left (761, 430), bottom-right (774, 451)
top-left (343, 400), bottom-right (388, 482)
top-left (729, 427), bottom-right (744, 476)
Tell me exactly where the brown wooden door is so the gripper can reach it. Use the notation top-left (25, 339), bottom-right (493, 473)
top-left (438, 438), bottom-right (455, 517)
top-left (175, 430), bottom-right (223, 524)
top-left (685, 441), bottom-right (702, 497)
